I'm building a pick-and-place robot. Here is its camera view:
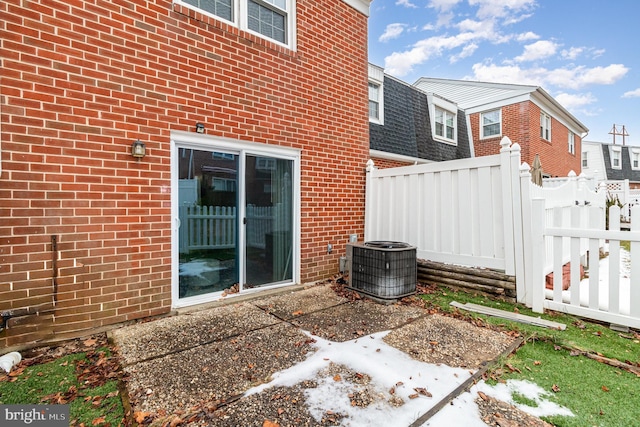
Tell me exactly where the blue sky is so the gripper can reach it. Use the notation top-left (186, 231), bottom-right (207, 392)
top-left (368, 0), bottom-right (640, 145)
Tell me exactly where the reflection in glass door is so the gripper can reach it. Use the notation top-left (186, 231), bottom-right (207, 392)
top-left (244, 155), bottom-right (293, 288)
top-left (178, 149), bottom-right (239, 299)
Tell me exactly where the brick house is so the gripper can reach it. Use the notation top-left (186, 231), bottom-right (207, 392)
top-left (0, 0), bottom-right (372, 348)
top-left (367, 65), bottom-right (472, 169)
top-left (414, 78), bottom-right (588, 177)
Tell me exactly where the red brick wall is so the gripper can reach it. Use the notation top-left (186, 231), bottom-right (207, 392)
top-left (371, 157), bottom-right (412, 169)
top-left (469, 101), bottom-right (581, 177)
top-left (0, 0), bottom-right (369, 348)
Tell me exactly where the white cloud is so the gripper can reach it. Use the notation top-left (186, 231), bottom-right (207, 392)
top-left (468, 0), bottom-right (537, 20)
top-left (428, 0), bottom-right (462, 12)
top-left (385, 32), bottom-right (479, 76)
top-left (516, 31), bottom-right (539, 41)
top-left (561, 47), bottom-right (584, 60)
top-left (554, 92), bottom-right (597, 110)
top-left (379, 23), bottom-right (408, 42)
top-left (396, 0), bottom-right (418, 8)
top-left (622, 88), bottom-right (640, 98)
top-left (450, 43), bottom-right (479, 63)
top-left (470, 62), bottom-right (629, 90)
top-left (515, 40), bottom-right (559, 62)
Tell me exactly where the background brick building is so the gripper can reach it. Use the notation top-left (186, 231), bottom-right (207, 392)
top-left (0, 0), bottom-right (372, 348)
top-left (414, 78), bottom-right (588, 177)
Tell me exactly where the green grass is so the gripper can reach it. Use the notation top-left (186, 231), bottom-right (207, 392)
top-left (420, 287), bottom-right (640, 427)
top-left (0, 349), bottom-right (124, 427)
top-left (502, 340), bottom-right (640, 427)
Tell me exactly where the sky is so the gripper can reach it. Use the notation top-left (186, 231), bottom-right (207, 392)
top-left (368, 0), bottom-right (640, 146)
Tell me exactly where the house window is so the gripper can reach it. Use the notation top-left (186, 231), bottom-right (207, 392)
top-left (582, 152), bottom-right (588, 168)
top-left (568, 132), bottom-right (575, 155)
top-left (540, 112), bottom-right (551, 141)
top-left (177, 0), bottom-right (294, 47)
top-left (611, 147), bottom-right (621, 169)
top-left (368, 80), bottom-right (384, 124)
top-left (435, 107), bottom-right (455, 141)
top-left (480, 109), bottom-right (501, 138)
top-left (632, 150), bottom-right (640, 170)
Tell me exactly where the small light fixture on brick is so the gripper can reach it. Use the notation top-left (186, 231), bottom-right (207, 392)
top-left (195, 122), bottom-right (205, 134)
top-left (131, 139), bottom-right (146, 159)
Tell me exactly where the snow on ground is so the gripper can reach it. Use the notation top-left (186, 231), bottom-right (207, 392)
top-left (245, 330), bottom-right (572, 426)
top-left (545, 245), bottom-right (632, 314)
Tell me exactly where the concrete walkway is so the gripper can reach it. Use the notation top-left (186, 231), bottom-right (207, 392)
top-left (110, 284), bottom-right (517, 426)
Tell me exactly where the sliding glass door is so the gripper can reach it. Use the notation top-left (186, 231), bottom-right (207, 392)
top-left (244, 155), bottom-right (293, 288)
top-left (177, 149), bottom-right (239, 299)
top-left (174, 141), bottom-right (296, 306)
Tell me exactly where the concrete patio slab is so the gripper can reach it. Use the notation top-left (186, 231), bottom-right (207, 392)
top-left (112, 302), bottom-right (279, 365)
top-left (122, 322), bottom-right (314, 414)
top-left (288, 300), bottom-right (425, 342)
top-left (253, 285), bottom-right (349, 320)
top-left (383, 315), bottom-right (515, 369)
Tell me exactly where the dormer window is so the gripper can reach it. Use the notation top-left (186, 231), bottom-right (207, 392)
top-left (428, 94), bottom-right (457, 145)
top-left (611, 146), bottom-right (622, 169)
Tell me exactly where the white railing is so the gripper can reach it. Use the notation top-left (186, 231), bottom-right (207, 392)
top-left (178, 204), bottom-right (274, 253)
top-left (529, 204), bottom-right (640, 328)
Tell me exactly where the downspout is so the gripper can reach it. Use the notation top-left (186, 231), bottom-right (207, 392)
top-left (51, 235), bottom-right (59, 304)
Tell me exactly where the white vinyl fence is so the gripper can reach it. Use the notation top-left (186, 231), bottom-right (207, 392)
top-left (178, 204), bottom-right (273, 253)
top-left (365, 137), bottom-right (521, 278)
top-left (365, 136), bottom-right (640, 328)
top-left (529, 204), bottom-right (640, 329)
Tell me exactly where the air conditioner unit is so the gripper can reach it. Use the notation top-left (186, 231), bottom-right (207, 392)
top-left (347, 241), bottom-right (417, 300)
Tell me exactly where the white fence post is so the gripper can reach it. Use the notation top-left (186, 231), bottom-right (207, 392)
top-left (518, 162), bottom-right (533, 305)
top-left (609, 205), bottom-right (621, 314)
top-left (364, 159), bottom-right (376, 242)
top-left (632, 205), bottom-right (640, 318)
top-left (499, 136), bottom-right (516, 276)
top-left (531, 198), bottom-right (545, 313)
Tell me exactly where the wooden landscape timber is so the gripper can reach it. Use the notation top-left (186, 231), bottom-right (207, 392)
top-left (418, 259), bottom-right (516, 301)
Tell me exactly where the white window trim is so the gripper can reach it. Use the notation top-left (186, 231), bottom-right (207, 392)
top-left (611, 146), bottom-right (622, 169)
top-left (582, 151), bottom-right (588, 168)
top-left (170, 130), bottom-right (301, 309)
top-left (175, 0), bottom-right (297, 50)
top-left (632, 148), bottom-right (640, 170)
top-left (428, 94), bottom-right (457, 146)
top-left (368, 80), bottom-right (384, 125)
top-left (480, 109), bottom-right (502, 139)
top-left (540, 111), bottom-right (551, 141)
top-left (568, 131), bottom-right (575, 155)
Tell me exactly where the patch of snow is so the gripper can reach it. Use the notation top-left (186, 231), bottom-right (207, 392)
top-left (179, 260), bottom-right (224, 279)
top-left (245, 331), bottom-right (573, 426)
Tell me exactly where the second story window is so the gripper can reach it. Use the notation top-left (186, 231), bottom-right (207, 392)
top-left (369, 82), bottom-right (380, 121)
top-left (435, 107), bottom-right (455, 141)
top-left (582, 152), bottom-right (588, 168)
top-left (633, 150), bottom-right (640, 169)
top-left (540, 112), bottom-right (551, 141)
top-left (611, 147), bottom-right (621, 169)
top-left (480, 109), bottom-right (501, 138)
top-left (568, 132), bottom-right (575, 155)
top-left (178, 0), bottom-right (294, 47)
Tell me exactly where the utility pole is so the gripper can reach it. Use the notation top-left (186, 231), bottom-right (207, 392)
top-left (609, 124), bottom-right (629, 145)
